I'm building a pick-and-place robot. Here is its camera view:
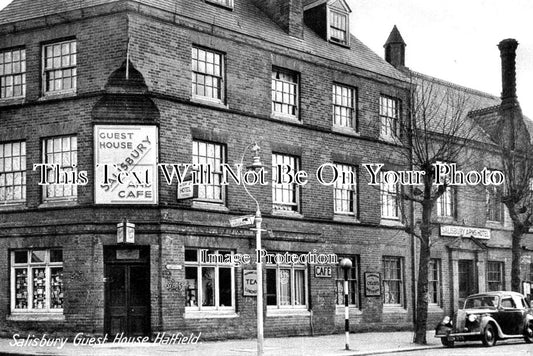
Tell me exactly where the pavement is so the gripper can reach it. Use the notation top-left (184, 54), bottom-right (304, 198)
top-left (0, 331), bottom-right (441, 356)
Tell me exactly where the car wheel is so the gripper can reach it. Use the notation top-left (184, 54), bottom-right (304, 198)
top-left (482, 323), bottom-right (497, 347)
top-left (524, 320), bottom-right (533, 344)
top-left (441, 338), bottom-right (454, 348)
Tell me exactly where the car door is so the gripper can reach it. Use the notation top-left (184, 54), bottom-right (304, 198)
top-left (495, 296), bottom-right (522, 335)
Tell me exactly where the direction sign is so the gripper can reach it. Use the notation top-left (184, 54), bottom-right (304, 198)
top-left (229, 215), bottom-right (255, 227)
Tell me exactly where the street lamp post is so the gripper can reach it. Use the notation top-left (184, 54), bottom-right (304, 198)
top-left (241, 143), bottom-right (265, 356)
top-left (339, 258), bottom-right (353, 350)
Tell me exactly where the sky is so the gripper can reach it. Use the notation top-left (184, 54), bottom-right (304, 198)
top-left (0, 0), bottom-right (531, 116)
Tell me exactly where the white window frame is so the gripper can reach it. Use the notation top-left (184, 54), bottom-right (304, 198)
top-left (42, 135), bottom-right (77, 202)
top-left (333, 163), bottom-right (356, 215)
top-left (0, 141), bottom-right (26, 204)
top-left (332, 83), bottom-right (356, 130)
top-left (272, 153), bottom-right (300, 212)
top-left (266, 263), bottom-right (308, 310)
top-left (381, 177), bottom-right (399, 220)
top-left (0, 47), bottom-right (26, 99)
top-left (192, 140), bottom-right (226, 204)
top-left (383, 256), bottom-right (404, 306)
top-left (10, 249), bottom-right (64, 314)
top-left (379, 95), bottom-right (400, 139)
top-left (328, 8), bottom-right (349, 45)
top-left (191, 46), bottom-right (225, 103)
top-left (271, 67), bottom-right (299, 119)
top-left (184, 248), bottom-right (235, 312)
top-left (428, 259), bottom-right (441, 306)
top-left (335, 255), bottom-right (359, 307)
top-left (42, 39), bottom-right (77, 95)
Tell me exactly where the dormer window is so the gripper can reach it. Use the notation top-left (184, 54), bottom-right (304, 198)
top-left (329, 10), bottom-right (348, 45)
top-left (205, 0), bottom-right (233, 9)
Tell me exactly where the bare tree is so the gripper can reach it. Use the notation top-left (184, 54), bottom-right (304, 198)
top-left (494, 102), bottom-right (533, 292)
top-left (400, 72), bottom-right (481, 344)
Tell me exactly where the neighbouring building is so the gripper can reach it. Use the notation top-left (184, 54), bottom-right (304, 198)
top-left (0, 0), bottom-right (530, 340)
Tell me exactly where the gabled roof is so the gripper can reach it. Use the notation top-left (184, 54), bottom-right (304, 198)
top-left (0, 0), bottom-right (406, 83)
top-left (303, 0), bottom-right (351, 12)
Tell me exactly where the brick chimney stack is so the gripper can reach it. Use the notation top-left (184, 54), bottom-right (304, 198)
top-left (498, 38), bottom-right (519, 105)
top-left (253, 0), bottom-right (304, 39)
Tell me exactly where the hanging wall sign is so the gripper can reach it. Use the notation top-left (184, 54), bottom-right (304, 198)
top-left (94, 125), bottom-right (158, 204)
top-left (243, 270), bottom-right (257, 297)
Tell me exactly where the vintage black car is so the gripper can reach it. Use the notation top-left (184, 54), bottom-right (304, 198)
top-left (435, 291), bottom-right (533, 347)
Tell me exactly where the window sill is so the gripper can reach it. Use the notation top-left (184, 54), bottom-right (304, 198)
top-left (192, 200), bottom-right (229, 212)
top-left (270, 113), bottom-right (301, 124)
top-left (272, 209), bottom-right (303, 218)
top-left (382, 305), bottom-right (407, 313)
top-left (0, 203), bottom-right (27, 211)
top-left (39, 200), bottom-right (78, 209)
top-left (380, 218), bottom-right (403, 227)
top-left (267, 308), bottom-right (309, 317)
top-left (332, 126), bottom-right (358, 136)
top-left (7, 313), bottom-right (65, 322)
top-left (428, 304), bottom-right (443, 313)
top-left (184, 310), bottom-right (238, 319)
top-left (379, 134), bottom-right (401, 145)
top-left (333, 214), bottom-right (359, 223)
top-left (486, 220), bottom-right (504, 229)
top-left (40, 90), bottom-right (77, 100)
top-left (0, 96), bottom-right (25, 105)
top-left (191, 96), bottom-right (228, 110)
top-left (335, 305), bottom-right (362, 315)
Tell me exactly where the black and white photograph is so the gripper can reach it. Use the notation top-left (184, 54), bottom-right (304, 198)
top-left (0, 0), bottom-right (532, 355)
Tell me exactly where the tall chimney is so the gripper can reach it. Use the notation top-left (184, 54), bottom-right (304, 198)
top-left (252, 0), bottom-right (304, 39)
top-left (384, 25), bottom-right (406, 68)
top-left (498, 38), bottom-right (518, 105)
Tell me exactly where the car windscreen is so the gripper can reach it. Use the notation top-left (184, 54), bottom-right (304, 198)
top-left (464, 296), bottom-right (499, 309)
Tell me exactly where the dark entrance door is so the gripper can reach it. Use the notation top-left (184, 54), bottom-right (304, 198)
top-left (458, 259), bottom-right (477, 308)
top-left (104, 246), bottom-right (150, 337)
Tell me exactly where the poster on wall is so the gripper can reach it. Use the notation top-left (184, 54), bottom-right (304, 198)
top-left (365, 272), bottom-right (382, 297)
top-left (94, 125), bottom-right (158, 204)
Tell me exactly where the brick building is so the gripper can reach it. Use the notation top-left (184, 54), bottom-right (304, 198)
top-left (0, 0), bottom-right (531, 340)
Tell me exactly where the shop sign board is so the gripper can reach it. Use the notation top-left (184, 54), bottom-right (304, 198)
top-left (243, 269), bottom-right (257, 296)
top-left (440, 225), bottom-right (491, 240)
top-left (94, 125), bottom-right (158, 204)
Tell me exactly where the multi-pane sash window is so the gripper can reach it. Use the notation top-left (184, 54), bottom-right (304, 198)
top-left (486, 173), bottom-right (503, 222)
top-left (381, 177), bottom-right (399, 219)
top-left (428, 259), bottom-right (441, 305)
top-left (266, 261), bottom-right (307, 309)
top-left (0, 48), bottom-right (26, 98)
top-left (272, 154), bottom-right (299, 212)
top-left (43, 136), bottom-right (77, 201)
top-left (329, 10), bottom-right (348, 44)
top-left (184, 248), bottom-right (234, 311)
top-left (192, 46), bottom-right (224, 102)
top-left (383, 256), bottom-right (404, 305)
top-left (192, 140), bottom-right (225, 204)
top-left (11, 249), bottom-right (63, 312)
top-left (379, 95), bottom-right (400, 138)
top-left (335, 256), bottom-right (359, 307)
top-left (435, 162), bottom-right (456, 218)
top-left (487, 261), bottom-right (504, 291)
top-left (334, 163), bottom-right (356, 215)
top-left (0, 141), bottom-right (26, 203)
top-left (272, 67), bottom-right (298, 117)
top-left (43, 40), bottom-right (77, 93)
top-left (332, 84), bottom-right (356, 129)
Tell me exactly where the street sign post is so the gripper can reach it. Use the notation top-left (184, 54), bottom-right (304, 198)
top-left (229, 215), bottom-right (255, 227)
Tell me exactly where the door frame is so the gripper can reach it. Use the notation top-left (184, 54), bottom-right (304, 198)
top-left (104, 245), bottom-right (151, 337)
